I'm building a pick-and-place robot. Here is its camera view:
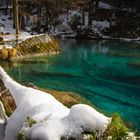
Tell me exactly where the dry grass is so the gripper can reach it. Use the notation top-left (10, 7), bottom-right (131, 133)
top-left (44, 89), bottom-right (92, 108)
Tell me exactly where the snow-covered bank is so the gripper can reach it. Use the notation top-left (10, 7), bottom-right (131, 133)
top-left (0, 34), bottom-right (52, 51)
top-left (0, 66), bottom-right (111, 140)
top-left (0, 15), bottom-right (52, 50)
top-left (0, 15), bottom-right (31, 42)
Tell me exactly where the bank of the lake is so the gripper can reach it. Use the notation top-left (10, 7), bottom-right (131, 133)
top-left (2, 39), bottom-right (140, 132)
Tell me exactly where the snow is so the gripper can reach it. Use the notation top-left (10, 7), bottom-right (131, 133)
top-left (52, 10), bottom-right (82, 36)
top-left (127, 132), bottom-right (136, 140)
top-left (0, 15), bottom-right (32, 43)
top-left (0, 13), bottom-right (51, 49)
top-left (0, 66), bottom-right (111, 140)
top-left (55, 23), bottom-right (73, 34)
top-left (99, 2), bottom-right (114, 10)
top-left (0, 34), bottom-right (51, 50)
top-left (122, 37), bottom-right (140, 43)
top-left (0, 45), bottom-right (12, 50)
top-left (68, 10), bottom-right (82, 22)
top-left (92, 20), bottom-right (110, 31)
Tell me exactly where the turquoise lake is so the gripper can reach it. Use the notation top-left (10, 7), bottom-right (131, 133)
top-left (2, 39), bottom-right (140, 132)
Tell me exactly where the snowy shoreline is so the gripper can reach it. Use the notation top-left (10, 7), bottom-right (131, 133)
top-left (53, 33), bottom-right (140, 43)
top-left (0, 66), bottom-right (111, 140)
top-left (0, 66), bottom-right (137, 140)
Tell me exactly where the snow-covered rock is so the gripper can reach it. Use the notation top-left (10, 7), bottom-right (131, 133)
top-left (99, 2), bottom-right (114, 10)
top-left (55, 23), bottom-right (73, 34)
top-left (92, 20), bottom-right (110, 31)
top-left (0, 66), bottom-right (111, 140)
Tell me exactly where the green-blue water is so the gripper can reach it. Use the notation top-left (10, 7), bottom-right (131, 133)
top-left (2, 39), bottom-right (140, 132)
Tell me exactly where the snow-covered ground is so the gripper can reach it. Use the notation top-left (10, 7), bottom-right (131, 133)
top-left (0, 14), bottom-right (53, 50)
top-left (0, 14), bottom-right (31, 42)
top-left (0, 1), bottom-right (139, 43)
top-left (0, 14), bottom-right (54, 50)
top-left (99, 1), bottom-right (114, 9)
top-left (0, 66), bottom-right (111, 140)
top-left (92, 20), bottom-right (110, 34)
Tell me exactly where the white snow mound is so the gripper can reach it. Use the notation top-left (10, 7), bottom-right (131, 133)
top-left (0, 66), bottom-right (111, 140)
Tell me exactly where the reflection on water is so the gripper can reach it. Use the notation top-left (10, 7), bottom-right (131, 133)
top-left (2, 39), bottom-right (140, 132)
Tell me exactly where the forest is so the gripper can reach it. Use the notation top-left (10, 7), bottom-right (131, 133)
top-left (1, 0), bottom-right (140, 38)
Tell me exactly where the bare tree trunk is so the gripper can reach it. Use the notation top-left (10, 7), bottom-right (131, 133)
top-left (36, 6), bottom-right (42, 33)
top-left (95, 0), bottom-right (99, 10)
top-left (66, 5), bottom-right (69, 22)
top-left (95, 0), bottom-right (99, 20)
top-left (15, 0), bottom-right (19, 47)
top-left (5, 0), bottom-right (9, 15)
top-left (45, 7), bottom-right (49, 32)
top-left (88, 0), bottom-right (94, 26)
top-left (21, 15), bottom-right (25, 30)
top-left (12, 0), bottom-right (15, 28)
top-left (82, 11), bottom-right (85, 26)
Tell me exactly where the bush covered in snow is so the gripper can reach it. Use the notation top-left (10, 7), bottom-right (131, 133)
top-left (81, 114), bottom-right (136, 140)
top-left (103, 113), bottom-right (129, 139)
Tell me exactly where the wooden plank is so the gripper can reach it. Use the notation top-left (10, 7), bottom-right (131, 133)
top-left (0, 34), bottom-right (20, 36)
top-left (0, 40), bottom-right (16, 43)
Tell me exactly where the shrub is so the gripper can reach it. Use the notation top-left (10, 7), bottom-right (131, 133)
top-left (8, 48), bottom-right (17, 59)
top-left (83, 113), bottom-right (133, 140)
top-left (1, 46), bottom-right (9, 60)
top-left (103, 113), bottom-right (129, 140)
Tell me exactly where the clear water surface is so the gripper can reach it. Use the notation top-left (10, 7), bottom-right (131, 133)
top-left (2, 39), bottom-right (140, 132)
